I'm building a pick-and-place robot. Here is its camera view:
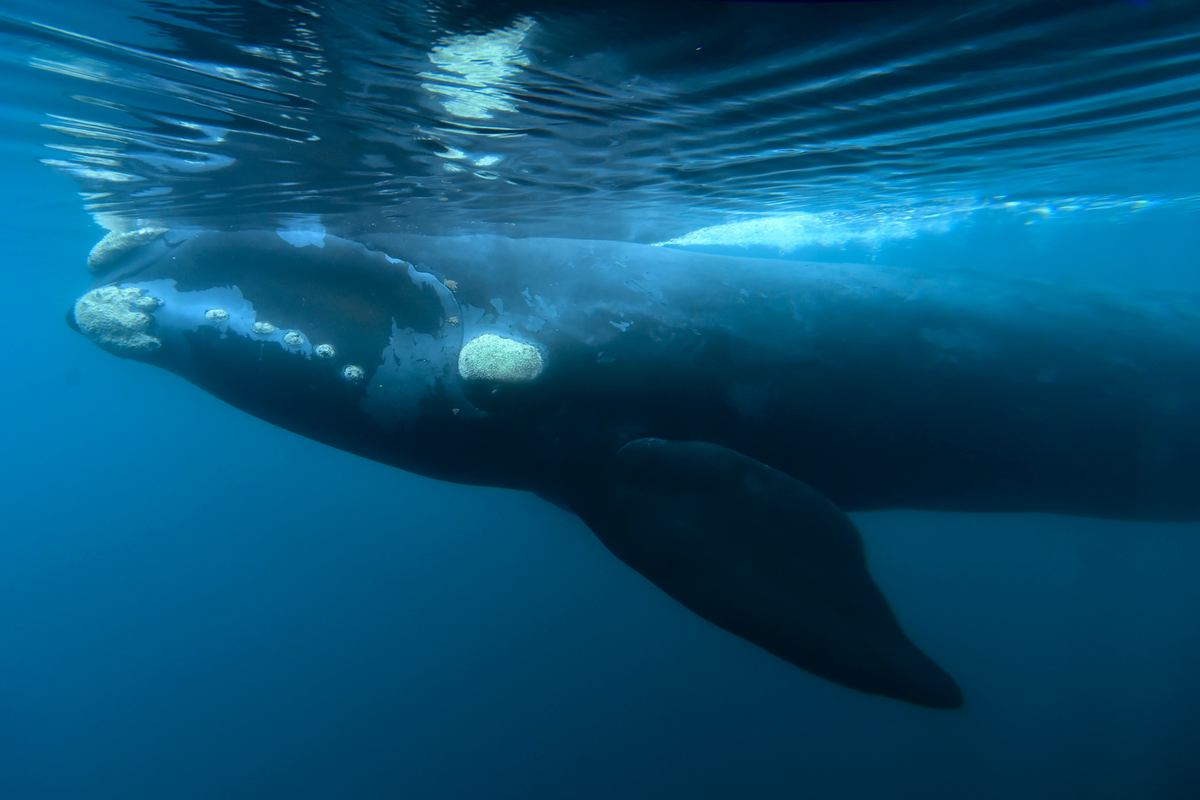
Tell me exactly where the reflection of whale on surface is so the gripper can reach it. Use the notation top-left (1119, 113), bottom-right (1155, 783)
top-left (69, 229), bottom-right (1200, 709)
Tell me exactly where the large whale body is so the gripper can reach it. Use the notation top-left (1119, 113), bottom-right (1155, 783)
top-left (69, 229), bottom-right (1200, 709)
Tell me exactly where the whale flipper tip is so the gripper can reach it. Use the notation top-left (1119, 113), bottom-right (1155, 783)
top-left (574, 438), bottom-right (964, 709)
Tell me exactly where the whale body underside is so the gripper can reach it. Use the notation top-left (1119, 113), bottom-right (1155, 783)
top-left (69, 229), bottom-right (1200, 709)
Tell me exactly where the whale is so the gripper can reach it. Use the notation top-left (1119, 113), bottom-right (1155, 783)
top-left (68, 228), bottom-right (1200, 709)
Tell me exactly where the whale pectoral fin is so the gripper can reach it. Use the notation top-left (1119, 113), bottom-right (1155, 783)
top-left (571, 438), bottom-right (964, 709)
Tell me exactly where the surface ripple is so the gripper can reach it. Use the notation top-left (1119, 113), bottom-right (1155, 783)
top-left (1, 0), bottom-right (1197, 241)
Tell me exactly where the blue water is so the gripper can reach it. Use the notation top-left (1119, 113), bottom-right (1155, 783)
top-left (2, 1), bottom-right (1200, 797)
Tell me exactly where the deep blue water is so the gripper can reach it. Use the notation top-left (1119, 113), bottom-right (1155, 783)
top-left (2, 1), bottom-right (1200, 798)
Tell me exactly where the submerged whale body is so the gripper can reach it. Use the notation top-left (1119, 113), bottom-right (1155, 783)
top-left (69, 229), bottom-right (1200, 708)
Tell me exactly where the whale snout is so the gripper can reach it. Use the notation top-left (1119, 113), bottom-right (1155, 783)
top-left (71, 285), bottom-right (163, 356)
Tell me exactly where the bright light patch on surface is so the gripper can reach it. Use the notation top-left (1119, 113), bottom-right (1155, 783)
top-left (421, 18), bottom-right (534, 120)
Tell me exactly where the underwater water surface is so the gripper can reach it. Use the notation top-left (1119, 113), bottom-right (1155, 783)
top-left (1, 1), bottom-right (1199, 798)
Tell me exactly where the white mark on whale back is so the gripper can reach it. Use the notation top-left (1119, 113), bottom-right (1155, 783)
top-left (387, 260), bottom-right (460, 321)
top-left (518, 289), bottom-right (557, 319)
top-left (277, 218), bottom-right (326, 248)
top-left (115, 279), bottom-right (314, 358)
top-left (277, 229), bottom-right (326, 248)
top-left (468, 294), bottom-right (549, 342)
top-left (361, 321), bottom-right (459, 432)
top-left (653, 206), bottom-right (972, 252)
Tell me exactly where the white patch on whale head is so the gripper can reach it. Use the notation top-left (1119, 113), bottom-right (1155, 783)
top-left (73, 285), bottom-right (162, 354)
top-left (87, 227), bottom-right (168, 273)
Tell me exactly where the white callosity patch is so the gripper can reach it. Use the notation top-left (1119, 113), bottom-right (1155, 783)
top-left (252, 321), bottom-right (276, 335)
top-left (458, 333), bottom-right (543, 382)
top-left (74, 285), bottom-right (162, 354)
top-left (205, 308), bottom-right (229, 323)
top-left (342, 364), bottom-right (365, 384)
top-left (283, 331), bottom-right (304, 346)
top-left (315, 344), bottom-right (336, 359)
top-left (87, 227), bottom-right (169, 273)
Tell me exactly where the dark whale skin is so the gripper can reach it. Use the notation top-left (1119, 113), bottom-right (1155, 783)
top-left (68, 229), bottom-right (1200, 708)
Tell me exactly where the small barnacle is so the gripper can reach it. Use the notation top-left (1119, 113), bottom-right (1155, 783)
top-left (447, 316), bottom-right (459, 326)
top-left (342, 364), bottom-right (364, 384)
top-left (283, 331), bottom-right (304, 346)
top-left (315, 343), bottom-right (336, 359)
top-left (205, 308), bottom-right (229, 323)
top-left (452, 408), bottom-right (460, 415)
top-left (444, 279), bottom-right (458, 292)
top-left (252, 321), bottom-right (275, 335)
